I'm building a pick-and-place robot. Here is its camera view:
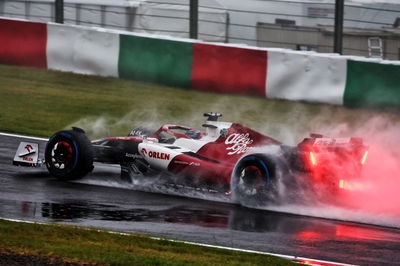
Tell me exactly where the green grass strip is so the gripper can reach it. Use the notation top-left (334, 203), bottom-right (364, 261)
top-left (2, 63), bottom-right (397, 142)
top-left (0, 219), bottom-right (294, 265)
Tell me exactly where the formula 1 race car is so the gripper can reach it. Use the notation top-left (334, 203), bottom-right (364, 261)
top-left (13, 113), bottom-right (369, 205)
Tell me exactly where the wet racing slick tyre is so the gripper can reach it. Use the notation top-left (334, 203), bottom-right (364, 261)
top-left (232, 154), bottom-right (278, 206)
top-left (45, 128), bottom-right (93, 180)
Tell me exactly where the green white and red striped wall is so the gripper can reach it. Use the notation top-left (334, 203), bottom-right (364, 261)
top-left (1, 18), bottom-right (399, 109)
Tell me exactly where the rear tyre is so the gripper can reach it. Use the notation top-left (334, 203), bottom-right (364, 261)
top-left (232, 154), bottom-right (278, 206)
top-left (45, 128), bottom-right (93, 180)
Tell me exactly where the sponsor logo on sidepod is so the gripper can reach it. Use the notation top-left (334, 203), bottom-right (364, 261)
top-left (225, 133), bottom-right (253, 155)
top-left (141, 148), bottom-right (170, 160)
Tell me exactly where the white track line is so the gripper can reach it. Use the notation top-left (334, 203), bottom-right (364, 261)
top-left (0, 132), bottom-right (48, 141)
top-left (0, 217), bottom-right (355, 266)
top-left (150, 237), bottom-right (356, 266)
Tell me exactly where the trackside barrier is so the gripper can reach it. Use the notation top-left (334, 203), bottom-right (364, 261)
top-left (344, 60), bottom-right (400, 108)
top-left (192, 43), bottom-right (267, 97)
top-left (0, 19), bottom-right (47, 68)
top-left (0, 17), bottom-right (399, 109)
top-left (119, 34), bottom-right (193, 88)
top-left (46, 24), bottom-right (119, 77)
top-left (266, 50), bottom-right (348, 105)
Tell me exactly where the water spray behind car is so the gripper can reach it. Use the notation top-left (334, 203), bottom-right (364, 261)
top-left (261, 112), bottom-right (400, 228)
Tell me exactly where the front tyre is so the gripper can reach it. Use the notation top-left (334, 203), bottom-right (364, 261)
top-left (45, 128), bottom-right (93, 180)
top-left (232, 154), bottom-right (278, 206)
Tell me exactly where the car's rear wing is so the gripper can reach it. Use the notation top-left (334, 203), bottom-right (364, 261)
top-left (13, 142), bottom-right (44, 167)
top-left (297, 133), bottom-right (369, 170)
top-left (299, 134), bottom-right (365, 147)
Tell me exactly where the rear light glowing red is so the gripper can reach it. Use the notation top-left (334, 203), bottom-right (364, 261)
top-left (361, 150), bottom-right (368, 165)
top-left (339, 179), bottom-right (353, 190)
top-left (339, 180), bottom-right (363, 190)
top-left (309, 151), bottom-right (317, 165)
top-left (339, 179), bottom-right (344, 189)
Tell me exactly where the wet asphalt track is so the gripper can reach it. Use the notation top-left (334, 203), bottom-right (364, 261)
top-left (1, 133), bottom-right (400, 266)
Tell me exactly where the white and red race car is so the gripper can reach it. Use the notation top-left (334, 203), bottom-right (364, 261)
top-left (13, 113), bottom-right (368, 205)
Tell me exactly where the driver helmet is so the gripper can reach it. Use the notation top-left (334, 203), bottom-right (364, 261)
top-left (185, 129), bottom-right (201, 139)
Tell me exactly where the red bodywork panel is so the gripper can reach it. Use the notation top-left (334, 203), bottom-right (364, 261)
top-left (167, 123), bottom-right (282, 184)
top-left (197, 123), bottom-right (281, 164)
top-left (168, 154), bottom-right (232, 184)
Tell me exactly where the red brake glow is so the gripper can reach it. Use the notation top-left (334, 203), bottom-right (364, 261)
top-left (361, 150), bottom-right (368, 165)
top-left (309, 151), bottom-right (317, 165)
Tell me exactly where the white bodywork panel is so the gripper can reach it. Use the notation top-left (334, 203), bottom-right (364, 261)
top-left (138, 142), bottom-right (188, 171)
top-left (173, 138), bottom-right (209, 153)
